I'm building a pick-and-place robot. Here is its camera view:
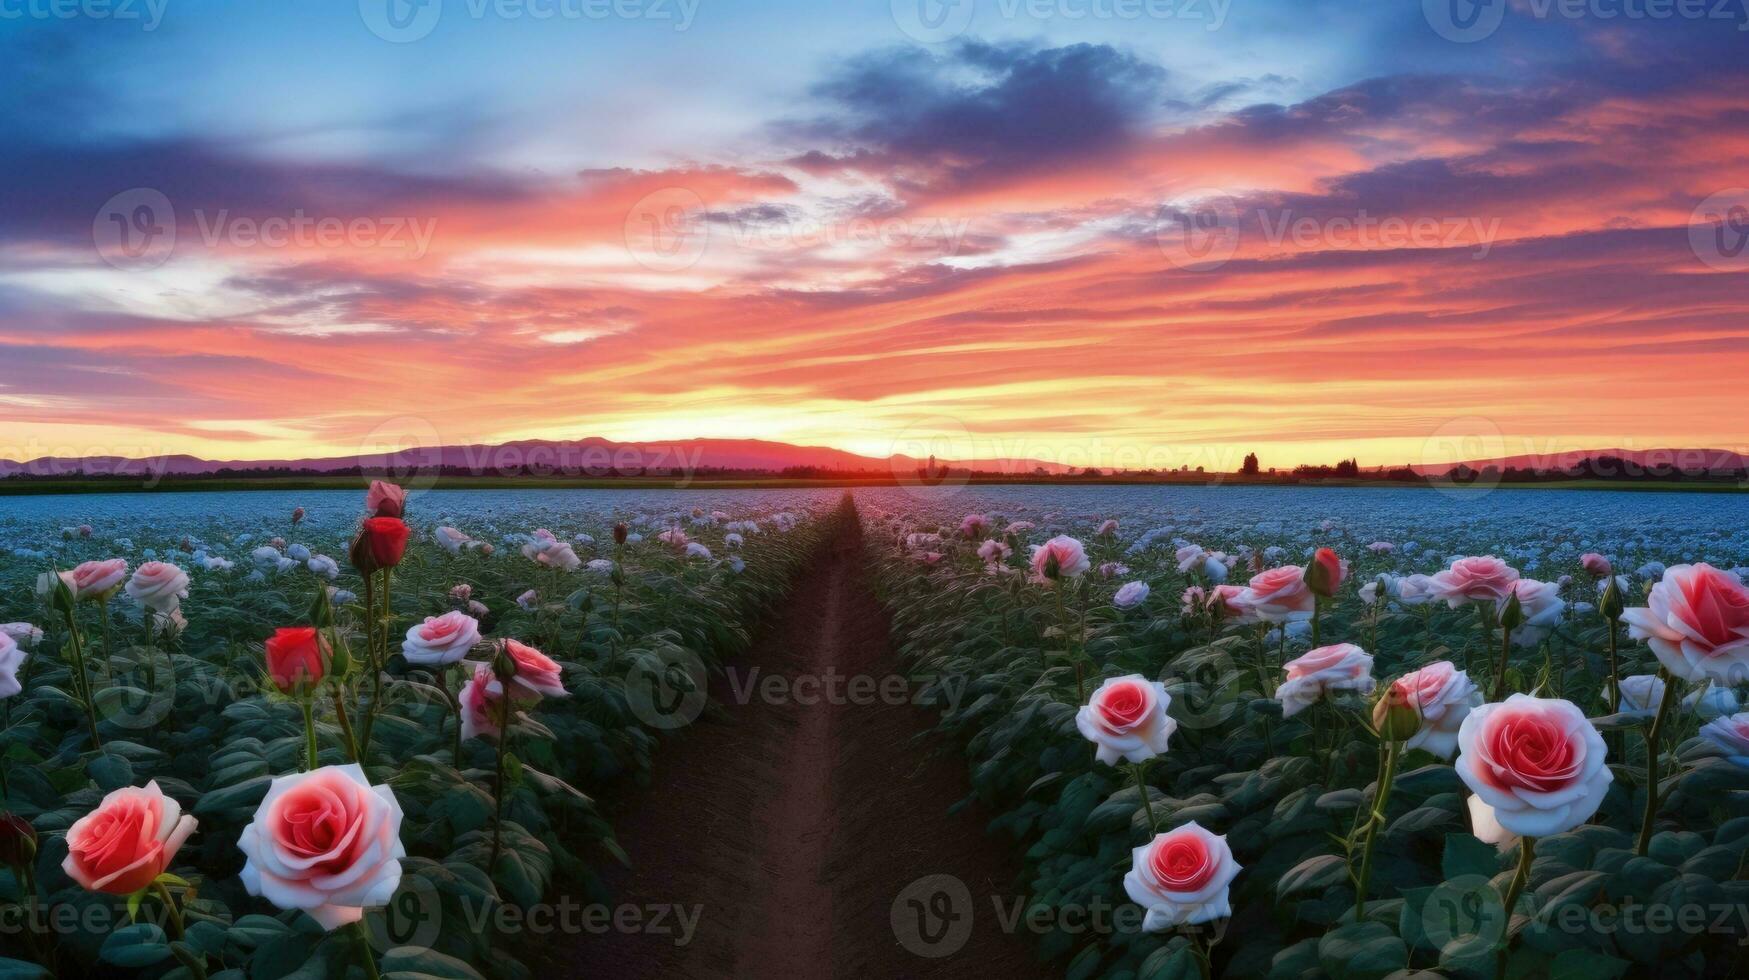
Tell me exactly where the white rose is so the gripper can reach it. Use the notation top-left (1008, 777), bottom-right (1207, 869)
top-left (1075, 674), bottom-right (1176, 765)
top-left (1455, 694), bottom-right (1611, 844)
top-left (1114, 581), bottom-right (1150, 609)
top-left (1276, 643), bottom-right (1374, 718)
top-left (400, 611), bottom-right (482, 666)
top-left (238, 764), bottom-right (405, 930)
top-left (0, 633), bottom-right (27, 698)
top-left (1124, 822), bottom-right (1241, 930)
top-left (124, 562), bottom-right (190, 612)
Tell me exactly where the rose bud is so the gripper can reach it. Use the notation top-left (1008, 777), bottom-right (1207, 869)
top-left (1304, 547), bottom-right (1347, 598)
top-left (1373, 681), bottom-right (1423, 743)
top-left (0, 813), bottom-right (37, 870)
top-left (291, 506), bottom-right (306, 525)
top-left (63, 782), bottom-right (198, 895)
top-left (364, 480), bottom-right (406, 519)
top-left (1598, 573), bottom-right (1625, 621)
top-left (265, 627), bottom-right (329, 694)
top-left (350, 517), bottom-right (411, 575)
top-left (613, 522), bottom-right (629, 546)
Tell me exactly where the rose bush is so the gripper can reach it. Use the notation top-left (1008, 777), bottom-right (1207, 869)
top-left (862, 486), bottom-right (1749, 978)
top-left (0, 486), bottom-right (836, 976)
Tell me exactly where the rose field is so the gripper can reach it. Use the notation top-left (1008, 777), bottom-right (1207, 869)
top-left (3, 483), bottom-right (1749, 979)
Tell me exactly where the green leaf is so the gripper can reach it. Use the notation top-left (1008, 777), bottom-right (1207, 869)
top-left (1549, 949), bottom-right (1631, 980)
top-left (380, 946), bottom-right (486, 980)
top-left (1279, 854), bottom-right (1351, 898)
top-left (1442, 833), bottom-right (1499, 880)
top-left (87, 753), bottom-right (135, 792)
top-left (0, 958), bottom-right (51, 980)
top-left (1316, 921), bottom-right (1407, 979)
top-left (101, 922), bottom-right (173, 968)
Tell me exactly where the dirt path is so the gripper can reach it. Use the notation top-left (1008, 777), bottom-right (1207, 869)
top-left (568, 507), bottom-right (1050, 979)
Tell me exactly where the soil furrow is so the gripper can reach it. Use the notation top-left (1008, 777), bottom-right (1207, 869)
top-left (568, 507), bottom-right (1048, 979)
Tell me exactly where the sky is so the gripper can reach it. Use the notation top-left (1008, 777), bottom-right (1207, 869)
top-left (1, 0), bottom-right (1746, 471)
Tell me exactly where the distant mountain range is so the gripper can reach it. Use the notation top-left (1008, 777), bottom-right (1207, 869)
top-left (0, 437), bottom-right (1076, 479)
top-left (4, 439), bottom-right (1743, 481)
top-left (1407, 447), bottom-right (1749, 475)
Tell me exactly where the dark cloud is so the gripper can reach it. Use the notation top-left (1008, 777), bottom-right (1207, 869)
top-left (795, 41), bottom-right (1166, 191)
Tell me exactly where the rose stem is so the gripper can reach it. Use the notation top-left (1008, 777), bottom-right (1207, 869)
top-left (1132, 761), bottom-right (1158, 833)
top-left (1495, 836), bottom-right (1535, 977)
top-left (1635, 668), bottom-right (1682, 856)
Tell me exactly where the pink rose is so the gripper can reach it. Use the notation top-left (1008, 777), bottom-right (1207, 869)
top-left (1390, 661), bottom-right (1479, 759)
top-left (1123, 822), bottom-right (1241, 929)
top-left (1580, 553), bottom-right (1612, 578)
top-left (364, 480), bottom-right (406, 518)
top-left (1277, 643), bottom-right (1375, 717)
top-left (977, 539), bottom-right (1012, 564)
top-left (401, 611), bottom-right (482, 666)
top-left (1210, 584), bottom-right (1250, 619)
top-left (63, 782), bottom-right (197, 894)
top-left (497, 639), bottom-right (568, 701)
top-left (1238, 565), bottom-right (1315, 623)
top-left (1029, 535), bottom-right (1090, 582)
top-left (125, 561), bottom-right (190, 612)
top-left (68, 559), bottom-right (129, 601)
top-left (959, 514), bottom-right (990, 539)
top-left (1455, 694), bottom-right (1611, 843)
top-left (237, 764), bottom-right (405, 929)
top-left (1620, 563), bottom-right (1749, 684)
top-left (449, 583), bottom-right (473, 601)
top-left (460, 663), bottom-right (505, 741)
top-left (1075, 674), bottom-right (1176, 765)
top-left (1429, 556), bottom-right (1521, 607)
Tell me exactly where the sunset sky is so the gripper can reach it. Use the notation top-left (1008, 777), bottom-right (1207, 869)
top-left (1, 0), bottom-right (1746, 471)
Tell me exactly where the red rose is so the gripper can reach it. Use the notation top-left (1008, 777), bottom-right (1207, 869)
top-left (265, 627), bottom-right (328, 694)
top-left (350, 517), bottom-right (410, 574)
